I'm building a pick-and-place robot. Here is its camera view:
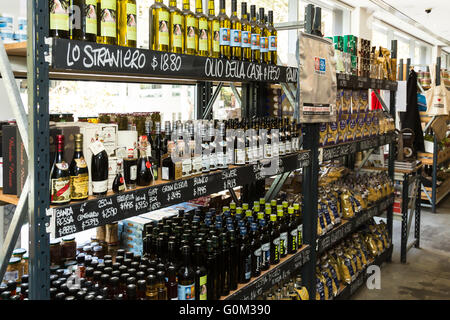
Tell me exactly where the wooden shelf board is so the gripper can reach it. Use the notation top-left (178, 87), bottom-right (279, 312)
top-left (0, 189), bottom-right (19, 205)
top-left (5, 42), bottom-right (27, 57)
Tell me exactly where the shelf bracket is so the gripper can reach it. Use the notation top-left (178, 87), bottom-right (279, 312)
top-left (0, 177), bottom-right (29, 282)
top-left (202, 82), bottom-right (223, 119)
top-left (264, 171), bottom-right (291, 202)
top-left (0, 38), bottom-right (29, 157)
top-left (423, 115), bottom-right (437, 133)
top-left (356, 148), bottom-right (375, 171)
top-left (373, 89), bottom-right (390, 114)
top-left (230, 83), bottom-right (241, 107)
top-left (280, 82), bottom-right (296, 108)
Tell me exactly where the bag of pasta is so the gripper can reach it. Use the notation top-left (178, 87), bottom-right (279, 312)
top-left (321, 264), bottom-right (338, 298)
top-left (340, 189), bottom-right (355, 218)
top-left (322, 254), bottom-right (341, 288)
top-left (336, 249), bottom-right (355, 284)
top-left (315, 267), bottom-right (329, 300)
top-left (364, 233), bottom-right (379, 258)
top-left (317, 211), bottom-right (326, 236)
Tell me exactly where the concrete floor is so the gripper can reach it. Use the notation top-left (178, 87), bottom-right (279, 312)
top-left (353, 195), bottom-right (450, 300)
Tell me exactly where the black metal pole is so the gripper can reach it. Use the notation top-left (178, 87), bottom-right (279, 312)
top-left (432, 135), bottom-right (437, 213)
top-left (415, 168), bottom-right (422, 248)
top-left (400, 173), bottom-right (408, 263)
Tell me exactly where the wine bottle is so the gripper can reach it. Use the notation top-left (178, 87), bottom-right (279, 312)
top-left (238, 227), bottom-right (251, 284)
top-left (279, 119), bottom-right (286, 156)
top-left (71, 0), bottom-right (97, 42)
top-left (123, 147), bottom-right (137, 189)
top-left (269, 214), bottom-right (280, 265)
top-left (278, 209), bottom-right (288, 258)
top-left (207, 0), bottom-right (220, 58)
top-left (149, 0), bottom-right (170, 51)
top-left (69, 133), bottom-right (89, 201)
top-left (229, 0), bottom-right (241, 60)
top-left (228, 229), bottom-right (239, 290)
top-left (195, 0), bottom-right (208, 57)
top-left (182, 0), bottom-right (197, 55)
top-left (205, 239), bottom-right (217, 300)
top-left (189, 122), bottom-right (202, 176)
top-left (250, 222), bottom-right (262, 277)
top-left (208, 121), bottom-right (217, 171)
top-left (220, 232), bottom-right (230, 296)
top-left (97, 0), bottom-right (117, 45)
top-left (162, 141), bottom-right (176, 180)
top-left (193, 243), bottom-right (207, 300)
top-left (259, 219), bottom-right (270, 271)
top-left (217, 0), bottom-right (231, 59)
top-left (90, 134), bottom-right (109, 196)
top-left (267, 10), bottom-right (277, 65)
top-left (112, 160), bottom-right (126, 193)
top-left (249, 5), bottom-right (260, 63)
top-left (240, 2), bottom-right (251, 62)
top-left (137, 136), bottom-right (153, 186)
top-left (152, 122), bottom-right (162, 167)
top-left (217, 122), bottom-right (227, 169)
top-left (287, 207), bottom-right (298, 254)
top-left (201, 122), bottom-right (210, 173)
top-left (177, 246), bottom-right (195, 300)
top-left (50, 135), bottom-right (71, 205)
top-left (169, 0), bottom-right (184, 54)
top-left (259, 8), bottom-right (269, 64)
top-left (50, 0), bottom-right (70, 39)
top-left (117, 0), bottom-right (137, 47)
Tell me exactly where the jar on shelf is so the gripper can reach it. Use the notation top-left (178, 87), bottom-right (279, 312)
top-left (50, 239), bottom-right (62, 266)
top-left (22, 255), bottom-right (28, 278)
top-left (96, 225), bottom-right (106, 243)
top-left (4, 257), bottom-right (21, 284)
top-left (105, 223), bottom-right (119, 244)
top-left (93, 245), bottom-right (104, 263)
top-left (61, 236), bottom-right (77, 262)
top-left (12, 248), bottom-right (26, 260)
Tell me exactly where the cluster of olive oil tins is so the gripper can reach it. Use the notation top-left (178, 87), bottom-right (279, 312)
top-left (150, 0), bottom-right (277, 64)
top-left (49, 0), bottom-right (277, 64)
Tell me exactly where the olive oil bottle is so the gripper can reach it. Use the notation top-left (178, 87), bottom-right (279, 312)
top-left (149, 0), bottom-right (170, 51)
top-left (249, 5), bottom-right (261, 63)
top-left (217, 0), bottom-right (230, 59)
top-left (267, 10), bottom-right (277, 65)
top-left (97, 0), bottom-right (117, 45)
top-left (195, 0), bottom-right (208, 57)
top-left (229, 0), bottom-right (241, 60)
top-left (259, 8), bottom-right (269, 64)
top-left (240, 2), bottom-right (251, 62)
top-left (182, 0), bottom-right (197, 55)
top-left (169, 0), bottom-right (184, 53)
top-left (117, 0), bottom-right (137, 47)
top-left (50, 0), bottom-right (70, 39)
top-left (70, 0), bottom-right (97, 42)
top-left (207, 0), bottom-right (220, 58)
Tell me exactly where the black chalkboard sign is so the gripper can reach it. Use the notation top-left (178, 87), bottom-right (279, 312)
top-left (51, 38), bottom-right (298, 84)
top-left (49, 151), bottom-right (310, 238)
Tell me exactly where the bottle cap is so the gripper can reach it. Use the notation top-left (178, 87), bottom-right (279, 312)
top-left (270, 214), bottom-right (277, 222)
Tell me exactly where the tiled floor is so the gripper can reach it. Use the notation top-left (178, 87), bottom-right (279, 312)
top-left (353, 195), bottom-right (450, 299)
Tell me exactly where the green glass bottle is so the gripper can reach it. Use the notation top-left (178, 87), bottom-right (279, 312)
top-left (182, 0), bottom-right (197, 55)
top-left (217, 0), bottom-right (231, 59)
top-left (207, 0), bottom-right (220, 58)
top-left (267, 10), bottom-right (277, 65)
top-left (240, 2), bottom-right (251, 62)
top-left (169, 0), bottom-right (184, 53)
top-left (229, 0), bottom-right (241, 60)
top-left (149, 0), bottom-right (170, 51)
top-left (195, 0), bottom-right (208, 57)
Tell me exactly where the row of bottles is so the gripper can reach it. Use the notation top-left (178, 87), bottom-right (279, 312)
top-left (49, 1), bottom-right (277, 64)
top-left (150, 0), bottom-right (277, 63)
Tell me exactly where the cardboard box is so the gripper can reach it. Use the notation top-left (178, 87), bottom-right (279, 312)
top-left (2, 125), bottom-right (17, 195)
top-left (16, 131), bottom-right (27, 196)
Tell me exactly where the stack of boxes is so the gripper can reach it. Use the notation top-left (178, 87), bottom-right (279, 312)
top-left (328, 35), bottom-right (371, 77)
top-left (357, 38), bottom-right (371, 78)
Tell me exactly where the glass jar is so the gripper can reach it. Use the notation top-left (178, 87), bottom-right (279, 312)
top-left (93, 246), bottom-right (104, 263)
top-left (4, 258), bottom-right (21, 284)
top-left (12, 248), bottom-right (26, 260)
top-left (22, 255), bottom-right (28, 277)
top-left (50, 239), bottom-right (62, 266)
top-left (61, 236), bottom-right (77, 262)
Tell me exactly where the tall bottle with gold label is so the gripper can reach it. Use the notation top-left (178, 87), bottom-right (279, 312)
top-left (182, 0), bottom-right (197, 55)
top-left (249, 5), bottom-right (260, 63)
top-left (240, 2), bottom-right (251, 62)
top-left (217, 0), bottom-right (230, 59)
top-left (69, 134), bottom-right (89, 201)
top-left (149, 0), bottom-right (170, 51)
top-left (267, 10), bottom-right (276, 65)
top-left (169, 0), bottom-right (184, 53)
top-left (229, 0), bottom-right (241, 60)
top-left (207, 0), bottom-right (220, 58)
top-left (258, 8), bottom-right (269, 64)
top-left (97, 0), bottom-right (117, 45)
top-left (117, 0), bottom-right (137, 47)
top-left (195, 0), bottom-right (208, 57)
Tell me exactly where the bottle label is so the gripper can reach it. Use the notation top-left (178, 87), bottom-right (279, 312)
top-left (272, 238), bottom-right (280, 261)
top-left (100, 0), bottom-right (117, 38)
top-left (92, 180), bottom-right (108, 193)
top-left (178, 283), bottom-right (195, 300)
top-left (70, 173), bottom-right (89, 200)
top-left (254, 248), bottom-right (262, 272)
top-left (279, 142), bottom-right (285, 155)
top-left (269, 35), bottom-right (277, 51)
top-left (264, 144), bottom-right (271, 158)
top-left (298, 225), bottom-right (303, 246)
top-left (242, 31), bottom-right (251, 48)
top-left (235, 148), bottom-right (245, 165)
top-left (290, 230), bottom-right (298, 251)
top-left (4, 270), bottom-right (19, 282)
top-left (272, 143), bottom-right (279, 157)
top-left (212, 21), bottom-right (220, 52)
top-left (216, 152), bottom-right (224, 167)
top-left (51, 177), bottom-right (71, 203)
top-left (130, 165), bottom-right (137, 180)
top-left (199, 275), bottom-right (207, 300)
top-left (193, 156), bottom-right (202, 173)
top-left (186, 16), bottom-right (196, 49)
top-left (90, 140), bottom-right (106, 156)
top-left (162, 166), bottom-right (170, 180)
top-left (230, 29), bottom-right (241, 47)
top-left (227, 148), bottom-right (234, 165)
top-left (280, 232), bottom-right (288, 255)
top-left (126, 3), bottom-right (137, 41)
top-left (251, 33), bottom-right (260, 51)
top-left (75, 157), bottom-right (87, 168)
top-left (260, 37), bottom-right (268, 53)
top-left (158, 10), bottom-right (170, 46)
top-left (50, 0), bottom-right (69, 31)
top-left (261, 242), bottom-right (270, 266)
top-left (245, 254), bottom-right (252, 280)
top-left (219, 27), bottom-right (230, 45)
top-left (172, 14), bottom-right (183, 48)
top-left (286, 140), bottom-right (292, 154)
top-left (199, 20), bottom-right (208, 51)
top-left (56, 162), bottom-right (69, 171)
top-left (85, 0), bottom-right (97, 35)
top-left (201, 153), bottom-right (210, 172)
top-left (182, 158), bottom-right (192, 177)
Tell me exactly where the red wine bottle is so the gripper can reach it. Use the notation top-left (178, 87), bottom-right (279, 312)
top-left (112, 160), bottom-right (125, 193)
top-left (50, 135), bottom-right (71, 205)
top-left (90, 135), bottom-right (109, 196)
top-left (137, 136), bottom-right (153, 186)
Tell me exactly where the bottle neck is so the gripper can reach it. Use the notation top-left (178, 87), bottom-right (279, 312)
top-left (208, 0), bottom-right (215, 15)
top-left (169, 0), bottom-right (177, 7)
top-left (183, 0), bottom-right (190, 10)
top-left (195, 0), bottom-right (203, 13)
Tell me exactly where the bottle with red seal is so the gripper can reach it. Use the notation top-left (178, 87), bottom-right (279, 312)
top-left (50, 134), bottom-right (71, 205)
top-left (137, 135), bottom-right (153, 186)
